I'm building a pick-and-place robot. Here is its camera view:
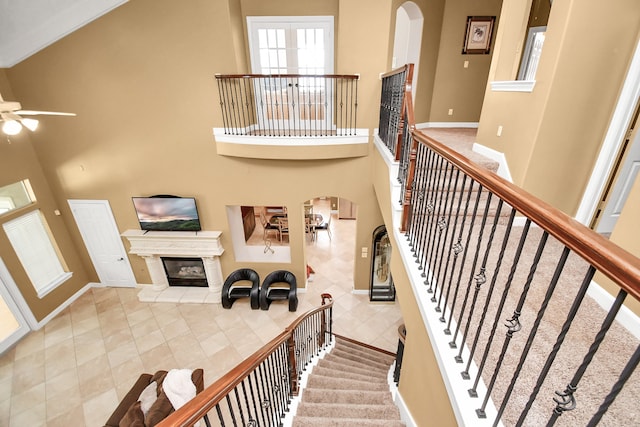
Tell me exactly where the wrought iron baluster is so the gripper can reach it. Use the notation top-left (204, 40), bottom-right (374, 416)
top-left (422, 154), bottom-right (447, 288)
top-left (588, 343), bottom-right (640, 426)
top-left (462, 200), bottom-right (516, 382)
top-left (470, 218), bottom-right (531, 399)
top-left (510, 261), bottom-right (595, 424)
top-left (450, 185), bottom-right (489, 349)
top-left (546, 288), bottom-right (628, 426)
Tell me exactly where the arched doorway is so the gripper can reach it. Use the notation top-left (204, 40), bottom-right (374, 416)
top-left (302, 196), bottom-right (357, 293)
top-left (392, 2), bottom-right (423, 100)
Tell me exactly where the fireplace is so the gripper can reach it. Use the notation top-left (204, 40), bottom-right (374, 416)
top-left (162, 257), bottom-right (207, 287)
top-left (122, 229), bottom-right (225, 303)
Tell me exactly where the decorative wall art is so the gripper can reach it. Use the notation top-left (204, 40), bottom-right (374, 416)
top-left (462, 16), bottom-right (496, 54)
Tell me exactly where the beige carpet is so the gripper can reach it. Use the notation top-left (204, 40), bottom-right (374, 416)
top-left (415, 127), bottom-right (640, 426)
top-left (293, 337), bottom-right (403, 426)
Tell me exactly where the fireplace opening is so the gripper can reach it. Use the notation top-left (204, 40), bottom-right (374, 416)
top-left (161, 257), bottom-right (208, 287)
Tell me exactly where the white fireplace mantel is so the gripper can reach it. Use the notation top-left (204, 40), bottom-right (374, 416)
top-left (122, 229), bottom-right (225, 303)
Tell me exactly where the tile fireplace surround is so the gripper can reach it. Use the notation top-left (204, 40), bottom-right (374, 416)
top-left (122, 229), bottom-right (224, 304)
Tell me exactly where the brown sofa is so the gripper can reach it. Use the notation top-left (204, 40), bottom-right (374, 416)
top-left (104, 368), bottom-right (211, 427)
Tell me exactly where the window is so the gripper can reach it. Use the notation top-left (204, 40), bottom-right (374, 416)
top-left (0, 180), bottom-right (35, 215)
top-left (246, 17), bottom-right (335, 130)
top-left (3, 210), bottom-right (72, 298)
top-left (247, 16), bottom-right (334, 74)
top-left (517, 0), bottom-right (552, 81)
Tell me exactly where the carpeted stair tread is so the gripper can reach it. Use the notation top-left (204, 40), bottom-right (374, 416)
top-left (310, 366), bottom-right (388, 383)
top-left (293, 416), bottom-right (405, 426)
top-left (332, 343), bottom-right (395, 365)
top-left (306, 375), bottom-right (390, 391)
top-left (318, 357), bottom-right (388, 378)
top-left (296, 402), bottom-right (401, 420)
top-left (301, 388), bottom-right (393, 405)
top-left (325, 350), bottom-right (391, 372)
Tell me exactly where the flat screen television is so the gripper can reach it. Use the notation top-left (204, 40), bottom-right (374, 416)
top-left (132, 196), bottom-right (202, 231)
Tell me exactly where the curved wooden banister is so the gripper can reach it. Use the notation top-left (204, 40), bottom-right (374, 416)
top-left (215, 73), bottom-right (359, 80)
top-left (157, 296), bottom-right (334, 427)
top-left (411, 130), bottom-right (640, 301)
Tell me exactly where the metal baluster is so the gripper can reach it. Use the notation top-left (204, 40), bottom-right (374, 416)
top-left (438, 173), bottom-right (469, 320)
top-left (409, 145), bottom-right (431, 253)
top-left (588, 343), bottom-right (640, 426)
top-left (432, 164), bottom-right (461, 306)
top-left (504, 246), bottom-right (584, 425)
top-left (456, 196), bottom-right (503, 365)
top-left (469, 218), bottom-right (531, 398)
top-left (422, 154), bottom-right (447, 288)
top-left (463, 206), bottom-right (515, 383)
top-left (263, 77), bottom-right (272, 137)
top-left (449, 185), bottom-right (488, 349)
top-left (239, 381), bottom-right (254, 426)
top-left (547, 288), bottom-right (628, 426)
top-left (245, 77), bottom-right (257, 131)
top-left (224, 395), bottom-right (237, 426)
top-left (248, 372), bottom-right (266, 426)
top-left (444, 179), bottom-right (480, 336)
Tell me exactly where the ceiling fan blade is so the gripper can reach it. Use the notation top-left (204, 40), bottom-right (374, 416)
top-left (16, 110), bottom-right (76, 116)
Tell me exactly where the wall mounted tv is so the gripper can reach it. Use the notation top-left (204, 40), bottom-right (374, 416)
top-left (132, 196), bottom-right (202, 232)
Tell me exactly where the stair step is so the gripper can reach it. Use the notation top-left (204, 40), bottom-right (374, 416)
top-left (310, 366), bottom-right (388, 383)
top-left (306, 375), bottom-right (390, 391)
top-left (318, 358), bottom-right (388, 379)
top-left (329, 348), bottom-right (392, 371)
top-left (334, 340), bottom-right (395, 365)
top-left (296, 402), bottom-right (401, 420)
top-left (301, 388), bottom-right (393, 405)
top-left (293, 416), bottom-right (405, 427)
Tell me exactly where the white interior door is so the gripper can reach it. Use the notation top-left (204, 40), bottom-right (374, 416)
top-left (0, 260), bottom-right (30, 353)
top-left (68, 200), bottom-right (136, 287)
top-left (597, 125), bottom-right (640, 233)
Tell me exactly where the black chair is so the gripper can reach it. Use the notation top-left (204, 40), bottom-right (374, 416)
top-left (260, 270), bottom-right (298, 312)
top-left (221, 268), bottom-right (260, 309)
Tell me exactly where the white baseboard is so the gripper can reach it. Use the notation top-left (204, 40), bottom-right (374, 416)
top-left (587, 281), bottom-right (640, 340)
top-left (416, 122), bottom-right (479, 129)
top-left (394, 390), bottom-right (417, 427)
top-left (34, 282), bottom-right (95, 329)
top-left (351, 289), bottom-right (369, 295)
top-left (472, 143), bottom-right (513, 182)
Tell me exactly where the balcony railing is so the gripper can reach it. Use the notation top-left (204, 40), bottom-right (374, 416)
top-left (379, 65), bottom-right (640, 426)
top-left (215, 74), bottom-right (359, 137)
top-left (157, 294), bottom-right (333, 427)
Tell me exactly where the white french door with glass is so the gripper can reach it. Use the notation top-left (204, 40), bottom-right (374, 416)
top-left (247, 16), bottom-right (334, 132)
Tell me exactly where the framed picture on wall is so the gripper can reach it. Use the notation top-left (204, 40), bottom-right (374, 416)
top-left (462, 16), bottom-right (496, 54)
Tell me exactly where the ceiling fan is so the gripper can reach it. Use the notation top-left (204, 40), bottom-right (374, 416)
top-left (0, 92), bottom-right (76, 136)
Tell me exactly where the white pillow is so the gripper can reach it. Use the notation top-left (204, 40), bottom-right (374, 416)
top-left (138, 380), bottom-right (158, 417)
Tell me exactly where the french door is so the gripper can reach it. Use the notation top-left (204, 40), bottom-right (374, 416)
top-left (247, 17), bottom-right (334, 132)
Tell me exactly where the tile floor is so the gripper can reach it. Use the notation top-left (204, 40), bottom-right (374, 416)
top-left (0, 198), bottom-right (403, 426)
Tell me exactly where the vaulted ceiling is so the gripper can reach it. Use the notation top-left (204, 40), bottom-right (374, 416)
top-left (0, 0), bottom-right (128, 68)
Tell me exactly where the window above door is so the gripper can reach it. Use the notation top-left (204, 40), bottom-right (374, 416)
top-left (247, 16), bottom-right (334, 75)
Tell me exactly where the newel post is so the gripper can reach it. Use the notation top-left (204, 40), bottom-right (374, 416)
top-left (287, 333), bottom-right (299, 396)
top-left (401, 127), bottom-right (417, 233)
top-left (320, 293), bottom-right (333, 347)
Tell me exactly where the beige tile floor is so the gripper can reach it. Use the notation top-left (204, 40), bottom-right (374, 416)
top-left (0, 198), bottom-right (403, 426)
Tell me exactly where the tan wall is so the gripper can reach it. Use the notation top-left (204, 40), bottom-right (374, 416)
top-left (3, 0), bottom-right (390, 303)
top-left (477, 0), bottom-right (640, 215)
top-left (428, 0), bottom-right (502, 123)
top-left (595, 174), bottom-right (640, 316)
top-left (0, 71), bottom-right (90, 321)
top-left (371, 145), bottom-right (457, 425)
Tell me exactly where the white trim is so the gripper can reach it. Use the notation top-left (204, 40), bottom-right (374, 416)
top-left (587, 281), bottom-right (640, 341)
top-left (416, 122), bottom-right (479, 129)
top-left (472, 143), bottom-right (514, 182)
top-left (394, 390), bottom-right (417, 427)
top-left (213, 128), bottom-right (369, 145)
top-left (34, 282), bottom-right (94, 329)
top-left (36, 272), bottom-right (73, 298)
top-left (0, 257), bottom-right (38, 329)
top-left (490, 80), bottom-right (536, 92)
top-left (350, 289), bottom-right (369, 295)
top-left (575, 39), bottom-right (640, 225)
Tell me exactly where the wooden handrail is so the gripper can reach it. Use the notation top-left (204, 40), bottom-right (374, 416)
top-left (411, 130), bottom-right (640, 301)
top-left (158, 297), bottom-right (334, 427)
top-left (215, 73), bottom-right (360, 80)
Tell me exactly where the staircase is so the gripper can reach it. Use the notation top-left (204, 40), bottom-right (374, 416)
top-left (292, 337), bottom-right (404, 426)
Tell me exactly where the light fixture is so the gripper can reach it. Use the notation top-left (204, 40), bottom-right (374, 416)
top-left (21, 118), bottom-right (39, 131)
top-left (2, 120), bottom-right (22, 135)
